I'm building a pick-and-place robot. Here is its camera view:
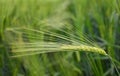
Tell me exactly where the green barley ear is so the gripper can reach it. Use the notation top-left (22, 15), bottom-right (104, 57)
top-left (5, 27), bottom-right (107, 57)
top-left (60, 45), bottom-right (107, 55)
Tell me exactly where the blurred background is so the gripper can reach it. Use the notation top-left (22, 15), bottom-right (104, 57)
top-left (0, 0), bottom-right (120, 76)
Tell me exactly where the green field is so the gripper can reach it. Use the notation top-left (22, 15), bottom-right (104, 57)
top-left (0, 0), bottom-right (120, 76)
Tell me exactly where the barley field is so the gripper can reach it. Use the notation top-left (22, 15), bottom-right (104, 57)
top-left (0, 0), bottom-right (120, 76)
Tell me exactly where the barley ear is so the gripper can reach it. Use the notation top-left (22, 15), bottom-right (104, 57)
top-left (60, 45), bottom-right (107, 55)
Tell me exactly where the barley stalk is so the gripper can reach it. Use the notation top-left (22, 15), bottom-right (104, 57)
top-left (5, 28), bottom-right (107, 57)
top-left (10, 43), bottom-right (107, 57)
